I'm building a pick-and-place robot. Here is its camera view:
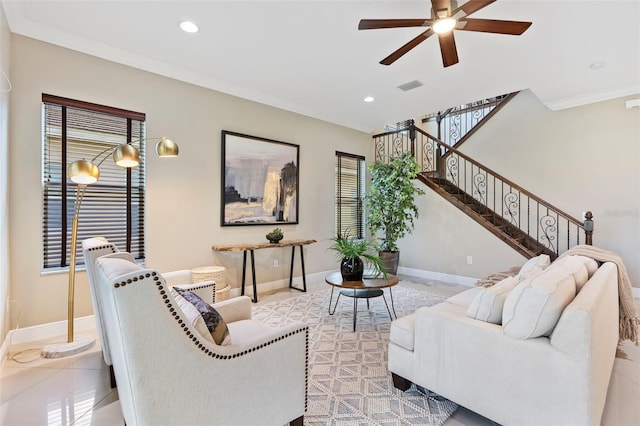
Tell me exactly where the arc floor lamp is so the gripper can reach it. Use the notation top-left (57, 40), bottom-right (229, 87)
top-left (42, 137), bottom-right (179, 358)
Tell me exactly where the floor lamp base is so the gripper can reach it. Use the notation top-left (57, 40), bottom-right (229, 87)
top-left (42, 335), bottom-right (96, 359)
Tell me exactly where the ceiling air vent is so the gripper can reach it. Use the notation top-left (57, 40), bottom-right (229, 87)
top-left (397, 80), bottom-right (423, 92)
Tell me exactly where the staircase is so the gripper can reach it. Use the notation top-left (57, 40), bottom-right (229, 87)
top-left (372, 122), bottom-right (592, 260)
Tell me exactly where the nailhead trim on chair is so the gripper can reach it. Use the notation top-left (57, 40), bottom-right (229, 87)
top-left (87, 245), bottom-right (117, 254)
top-left (174, 281), bottom-right (217, 304)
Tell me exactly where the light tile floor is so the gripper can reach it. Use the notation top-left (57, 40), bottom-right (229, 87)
top-left (1, 275), bottom-right (638, 425)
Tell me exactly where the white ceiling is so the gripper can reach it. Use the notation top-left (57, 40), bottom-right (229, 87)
top-left (2, 0), bottom-right (639, 132)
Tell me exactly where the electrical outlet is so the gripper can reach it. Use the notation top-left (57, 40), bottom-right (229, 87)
top-left (466, 256), bottom-right (473, 265)
top-left (273, 259), bottom-right (279, 268)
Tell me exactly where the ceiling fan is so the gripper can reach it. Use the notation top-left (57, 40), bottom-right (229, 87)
top-left (358, 0), bottom-right (532, 67)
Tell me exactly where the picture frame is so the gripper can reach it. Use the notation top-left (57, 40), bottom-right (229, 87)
top-left (221, 130), bottom-right (300, 226)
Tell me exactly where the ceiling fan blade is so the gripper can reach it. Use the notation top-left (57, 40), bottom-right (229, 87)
top-left (438, 31), bottom-right (459, 67)
top-left (380, 29), bottom-right (435, 65)
top-left (358, 19), bottom-right (432, 30)
top-left (458, 18), bottom-right (532, 35)
top-left (452, 0), bottom-right (496, 18)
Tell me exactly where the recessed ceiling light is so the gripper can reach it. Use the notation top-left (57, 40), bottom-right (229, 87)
top-left (180, 20), bottom-right (199, 34)
top-left (364, 96), bottom-right (375, 103)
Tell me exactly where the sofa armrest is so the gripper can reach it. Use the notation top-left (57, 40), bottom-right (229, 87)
top-left (212, 296), bottom-right (253, 323)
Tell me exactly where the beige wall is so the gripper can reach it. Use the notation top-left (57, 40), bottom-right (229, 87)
top-left (398, 90), bottom-right (640, 287)
top-left (8, 34), bottom-right (640, 331)
top-left (0, 5), bottom-right (11, 343)
top-left (9, 34), bottom-right (371, 328)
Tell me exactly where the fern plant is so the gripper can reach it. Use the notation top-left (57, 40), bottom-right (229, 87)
top-left (328, 234), bottom-right (387, 278)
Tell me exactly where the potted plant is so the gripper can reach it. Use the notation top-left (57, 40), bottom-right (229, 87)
top-left (266, 227), bottom-right (284, 243)
top-left (366, 152), bottom-right (425, 274)
top-left (328, 234), bottom-right (387, 281)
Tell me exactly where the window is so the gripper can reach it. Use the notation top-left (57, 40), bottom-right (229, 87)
top-left (42, 94), bottom-right (146, 271)
top-left (335, 151), bottom-right (365, 238)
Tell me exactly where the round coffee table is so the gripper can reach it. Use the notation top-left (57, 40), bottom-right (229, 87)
top-left (325, 272), bottom-right (399, 331)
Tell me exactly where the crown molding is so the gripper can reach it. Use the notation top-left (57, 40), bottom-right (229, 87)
top-left (543, 83), bottom-right (640, 111)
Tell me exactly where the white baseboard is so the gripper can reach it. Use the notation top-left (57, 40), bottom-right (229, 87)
top-left (634, 287), bottom-right (640, 299)
top-left (397, 266), bottom-right (478, 287)
top-left (5, 315), bottom-right (96, 346)
top-left (1, 315), bottom-right (96, 366)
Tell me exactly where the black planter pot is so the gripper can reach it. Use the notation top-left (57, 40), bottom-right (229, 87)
top-left (340, 256), bottom-right (364, 282)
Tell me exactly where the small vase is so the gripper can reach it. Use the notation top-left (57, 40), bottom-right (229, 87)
top-left (266, 234), bottom-right (283, 244)
top-left (340, 256), bottom-right (364, 282)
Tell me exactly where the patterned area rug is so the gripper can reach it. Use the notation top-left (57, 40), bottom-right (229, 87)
top-left (252, 283), bottom-right (459, 425)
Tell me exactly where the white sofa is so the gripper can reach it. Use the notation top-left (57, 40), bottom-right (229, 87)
top-left (93, 254), bottom-right (308, 426)
top-left (388, 258), bottom-right (619, 426)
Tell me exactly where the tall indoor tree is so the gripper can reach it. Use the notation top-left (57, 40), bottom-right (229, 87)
top-left (366, 152), bottom-right (425, 274)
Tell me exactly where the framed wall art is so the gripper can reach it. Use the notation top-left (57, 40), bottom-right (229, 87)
top-left (221, 130), bottom-right (299, 226)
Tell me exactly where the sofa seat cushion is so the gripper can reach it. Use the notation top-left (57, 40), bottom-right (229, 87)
top-left (446, 287), bottom-right (483, 308)
top-left (390, 313), bottom-right (415, 351)
top-left (227, 319), bottom-right (277, 346)
top-left (503, 265), bottom-right (577, 339)
top-left (466, 276), bottom-right (519, 324)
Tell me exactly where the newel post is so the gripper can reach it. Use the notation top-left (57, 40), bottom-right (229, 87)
top-left (408, 119), bottom-right (416, 157)
top-left (583, 211), bottom-right (594, 245)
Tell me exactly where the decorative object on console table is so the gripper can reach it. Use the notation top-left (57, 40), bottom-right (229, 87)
top-left (266, 227), bottom-right (284, 244)
top-left (191, 265), bottom-right (230, 301)
top-left (42, 136), bottom-right (179, 359)
top-left (212, 239), bottom-right (316, 302)
top-left (221, 130), bottom-right (299, 226)
top-left (366, 152), bottom-right (424, 274)
top-left (328, 234), bottom-right (386, 282)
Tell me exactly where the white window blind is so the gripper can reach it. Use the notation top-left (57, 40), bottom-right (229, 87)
top-left (335, 151), bottom-right (365, 239)
top-left (42, 94), bottom-right (146, 271)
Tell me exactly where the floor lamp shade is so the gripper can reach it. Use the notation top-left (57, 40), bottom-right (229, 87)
top-left (155, 137), bottom-right (179, 157)
top-left (68, 159), bottom-right (99, 184)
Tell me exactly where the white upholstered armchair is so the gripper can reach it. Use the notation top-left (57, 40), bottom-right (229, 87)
top-left (82, 237), bottom-right (218, 386)
top-left (93, 254), bottom-right (308, 425)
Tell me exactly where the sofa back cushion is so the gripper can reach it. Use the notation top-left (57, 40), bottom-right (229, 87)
top-left (466, 276), bottom-right (519, 324)
top-left (515, 254), bottom-right (551, 281)
top-left (503, 265), bottom-right (577, 339)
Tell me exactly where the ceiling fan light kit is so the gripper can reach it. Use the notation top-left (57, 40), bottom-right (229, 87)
top-left (432, 17), bottom-right (456, 34)
top-left (359, 0), bottom-right (532, 67)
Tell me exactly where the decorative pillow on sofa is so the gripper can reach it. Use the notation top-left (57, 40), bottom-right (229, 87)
top-left (466, 276), bottom-right (519, 324)
top-left (502, 265), bottom-right (577, 339)
top-left (547, 255), bottom-right (599, 292)
top-left (172, 288), bottom-right (231, 345)
top-left (515, 254), bottom-right (551, 281)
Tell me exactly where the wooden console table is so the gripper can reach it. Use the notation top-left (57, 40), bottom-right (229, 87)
top-left (212, 239), bottom-right (316, 302)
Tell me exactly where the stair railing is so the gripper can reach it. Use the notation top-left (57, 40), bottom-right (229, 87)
top-left (422, 92), bottom-right (517, 148)
top-left (372, 123), bottom-right (592, 259)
